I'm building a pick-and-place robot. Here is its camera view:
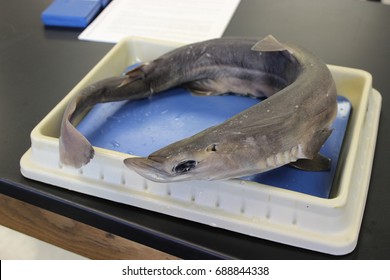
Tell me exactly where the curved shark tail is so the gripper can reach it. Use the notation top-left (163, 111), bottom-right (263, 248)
top-left (59, 68), bottom-right (151, 168)
top-left (59, 107), bottom-right (95, 168)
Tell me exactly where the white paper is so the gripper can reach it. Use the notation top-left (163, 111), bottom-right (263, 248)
top-left (79, 0), bottom-right (241, 44)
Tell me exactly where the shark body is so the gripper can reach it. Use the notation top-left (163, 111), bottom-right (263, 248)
top-left (60, 35), bottom-right (337, 182)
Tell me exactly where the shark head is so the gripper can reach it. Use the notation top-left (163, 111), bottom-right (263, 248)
top-left (123, 135), bottom-right (251, 182)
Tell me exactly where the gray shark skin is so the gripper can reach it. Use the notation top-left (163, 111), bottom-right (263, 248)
top-left (59, 35), bottom-right (337, 182)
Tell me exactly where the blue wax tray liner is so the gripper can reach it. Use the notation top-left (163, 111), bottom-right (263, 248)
top-left (41, 0), bottom-right (110, 28)
top-left (77, 67), bottom-right (351, 199)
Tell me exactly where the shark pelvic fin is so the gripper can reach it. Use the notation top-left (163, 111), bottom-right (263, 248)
top-left (119, 64), bottom-right (146, 87)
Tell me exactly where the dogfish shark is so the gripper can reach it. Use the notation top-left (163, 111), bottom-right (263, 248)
top-left (59, 35), bottom-right (337, 182)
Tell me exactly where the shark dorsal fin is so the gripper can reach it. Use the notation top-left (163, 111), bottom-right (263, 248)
top-left (251, 35), bottom-right (288, 52)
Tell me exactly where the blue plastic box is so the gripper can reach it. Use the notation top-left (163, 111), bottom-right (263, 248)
top-left (41, 0), bottom-right (108, 28)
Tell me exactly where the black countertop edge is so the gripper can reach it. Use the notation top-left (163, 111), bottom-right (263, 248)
top-left (0, 178), bottom-right (232, 260)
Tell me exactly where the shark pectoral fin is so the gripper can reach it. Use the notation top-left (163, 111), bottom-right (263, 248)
top-left (289, 128), bottom-right (333, 172)
top-left (251, 35), bottom-right (288, 52)
top-left (289, 153), bottom-right (331, 172)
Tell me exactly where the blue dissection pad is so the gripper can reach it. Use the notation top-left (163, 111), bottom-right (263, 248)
top-left (77, 71), bottom-right (351, 198)
top-left (41, 0), bottom-right (102, 28)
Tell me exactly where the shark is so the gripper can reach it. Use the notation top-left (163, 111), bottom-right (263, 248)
top-left (59, 35), bottom-right (337, 182)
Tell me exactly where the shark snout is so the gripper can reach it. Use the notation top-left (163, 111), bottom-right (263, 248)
top-left (124, 157), bottom-right (173, 182)
top-left (124, 157), bottom-right (162, 173)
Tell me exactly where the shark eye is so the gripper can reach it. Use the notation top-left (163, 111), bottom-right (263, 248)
top-left (173, 160), bottom-right (198, 174)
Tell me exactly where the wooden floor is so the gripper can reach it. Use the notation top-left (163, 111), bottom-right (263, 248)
top-left (0, 194), bottom-right (178, 260)
top-left (0, 225), bottom-right (87, 259)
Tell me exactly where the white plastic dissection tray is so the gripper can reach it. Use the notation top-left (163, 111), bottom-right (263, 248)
top-left (20, 37), bottom-right (382, 255)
